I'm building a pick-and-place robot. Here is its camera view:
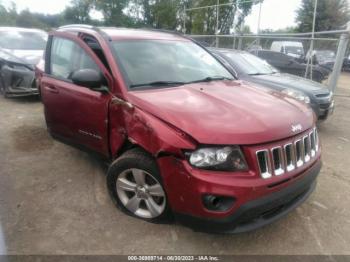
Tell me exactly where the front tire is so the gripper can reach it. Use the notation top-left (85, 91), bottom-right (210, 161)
top-left (107, 148), bottom-right (172, 223)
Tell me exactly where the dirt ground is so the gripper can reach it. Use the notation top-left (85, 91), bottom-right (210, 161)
top-left (0, 74), bottom-right (350, 255)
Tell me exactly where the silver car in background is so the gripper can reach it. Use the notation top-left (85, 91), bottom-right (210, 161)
top-left (0, 27), bottom-right (47, 97)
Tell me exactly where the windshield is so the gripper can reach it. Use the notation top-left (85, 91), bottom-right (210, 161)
top-left (0, 31), bottom-right (47, 50)
top-left (111, 40), bottom-right (233, 89)
top-left (223, 52), bottom-right (278, 75)
top-left (285, 46), bottom-right (304, 56)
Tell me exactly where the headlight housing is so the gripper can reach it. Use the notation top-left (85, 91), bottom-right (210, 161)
top-left (282, 88), bottom-right (310, 104)
top-left (186, 146), bottom-right (248, 171)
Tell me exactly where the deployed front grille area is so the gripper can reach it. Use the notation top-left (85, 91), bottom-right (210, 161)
top-left (256, 128), bottom-right (319, 179)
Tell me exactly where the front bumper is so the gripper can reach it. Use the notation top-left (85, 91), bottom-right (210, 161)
top-left (157, 155), bottom-right (321, 233)
top-left (0, 64), bottom-right (38, 97)
top-left (311, 99), bottom-right (334, 121)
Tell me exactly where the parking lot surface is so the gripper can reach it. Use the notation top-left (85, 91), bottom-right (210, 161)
top-left (0, 74), bottom-right (350, 255)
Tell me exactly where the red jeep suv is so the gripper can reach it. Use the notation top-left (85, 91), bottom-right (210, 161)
top-left (38, 25), bottom-right (321, 233)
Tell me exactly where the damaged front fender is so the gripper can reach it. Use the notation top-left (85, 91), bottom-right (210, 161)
top-left (109, 102), bottom-right (197, 159)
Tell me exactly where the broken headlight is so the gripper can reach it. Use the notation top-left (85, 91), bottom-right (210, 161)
top-left (186, 146), bottom-right (248, 171)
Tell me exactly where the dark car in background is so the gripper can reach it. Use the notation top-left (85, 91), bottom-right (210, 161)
top-left (250, 49), bottom-right (331, 83)
top-left (306, 50), bottom-right (350, 72)
top-left (0, 27), bottom-right (47, 97)
top-left (307, 50), bottom-right (336, 71)
top-left (343, 54), bottom-right (350, 72)
top-left (211, 48), bottom-right (334, 121)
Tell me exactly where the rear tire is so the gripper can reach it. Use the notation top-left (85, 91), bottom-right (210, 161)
top-left (106, 148), bottom-right (172, 223)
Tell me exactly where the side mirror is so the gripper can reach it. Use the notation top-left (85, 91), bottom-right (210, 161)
top-left (71, 69), bottom-right (108, 93)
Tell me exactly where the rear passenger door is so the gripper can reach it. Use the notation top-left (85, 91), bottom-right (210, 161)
top-left (41, 33), bottom-right (112, 156)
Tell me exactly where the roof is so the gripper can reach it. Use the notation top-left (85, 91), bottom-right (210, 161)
top-left (59, 25), bottom-right (188, 41)
top-left (100, 28), bottom-right (187, 41)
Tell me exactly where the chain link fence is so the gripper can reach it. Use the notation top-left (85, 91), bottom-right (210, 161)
top-left (189, 26), bottom-right (350, 93)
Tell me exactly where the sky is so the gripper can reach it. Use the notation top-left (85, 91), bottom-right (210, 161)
top-left (2, 0), bottom-right (303, 32)
top-left (2, 0), bottom-right (71, 15)
top-left (245, 0), bottom-right (302, 32)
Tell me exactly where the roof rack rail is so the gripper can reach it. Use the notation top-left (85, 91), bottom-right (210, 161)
top-left (59, 24), bottom-right (95, 29)
top-left (58, 24), bottom-right (112, 41)
top-left (141, 28), bottom-right (184, 36)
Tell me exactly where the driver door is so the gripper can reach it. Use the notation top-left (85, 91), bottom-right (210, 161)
top-left (41, 32), bottom-right (113, 157)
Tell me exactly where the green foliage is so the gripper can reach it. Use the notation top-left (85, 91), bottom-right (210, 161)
top-left (0, 2), bottom-right (17, 26)
top-left (147, 0), bottom-right (181, 29)
top-left (16, 10), bottom-right (47, 29)
top-left (186, 0), bottom-right (262, 34)
top-left (261, 26), bottom-right (298, 34)
top-left (296, 0), bottom-right (350, 32)
top-left (0, 2), bottom-right (61, 29)
top-left (63, 0), bottom-right (93, 24)
top-left (242, 25), bottom-right (252, 34)
top-left (0, 0), bottom-right (262, 33)
top-left (93, 0), bottom-right (132, 26)
top-left (117, 0), bottom-right (184, 29)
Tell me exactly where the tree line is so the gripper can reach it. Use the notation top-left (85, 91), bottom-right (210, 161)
top-left (0, 0), bottom-right (262, 33)
top-left (0, 0), bottom-right (349, 34)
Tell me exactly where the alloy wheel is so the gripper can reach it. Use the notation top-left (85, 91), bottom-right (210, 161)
top-left (116, 168), bottom-right (166, 219)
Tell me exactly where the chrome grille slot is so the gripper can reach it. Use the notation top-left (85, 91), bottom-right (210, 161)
top-left (295, 139), bottom-right (304, 167)
top-left (255, 127), bottom-right (319, 179)
top-left (303, 135), bottom-right (311, 162)
top-left (257, 150), bottom-right (272, 179)
top-left (314, 128), bottom-right (319, 152)
top-left (284, 143), bottom-right (295, 172)
top-left (272, 147), bottom-right (284, 176)
top-left (310, 130), bottom-right (316, 157)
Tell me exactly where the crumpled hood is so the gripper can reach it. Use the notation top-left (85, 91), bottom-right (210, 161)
top-left (127, 80), bottom-right (314, 145)
top-left (0, 48), bottom-right (43, 66)
top-left (252, 73), bottom-right (330, 95)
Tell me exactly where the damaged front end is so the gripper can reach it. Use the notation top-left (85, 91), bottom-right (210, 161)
top-left (0, 59), bottom-right (38, 97)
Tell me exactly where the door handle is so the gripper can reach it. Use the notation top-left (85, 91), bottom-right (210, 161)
top-left (45, 85), bottom-right (59, 94)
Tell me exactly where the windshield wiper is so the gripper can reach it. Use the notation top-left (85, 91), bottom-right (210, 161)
top-left (248, 73), bottom-right (266, 76)
top-left (130, 81), bottom-right (186, 89)
top-left (188, 76), bottom-right (234, 84)
top-left (130, 77), bottom-right (234, 89)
